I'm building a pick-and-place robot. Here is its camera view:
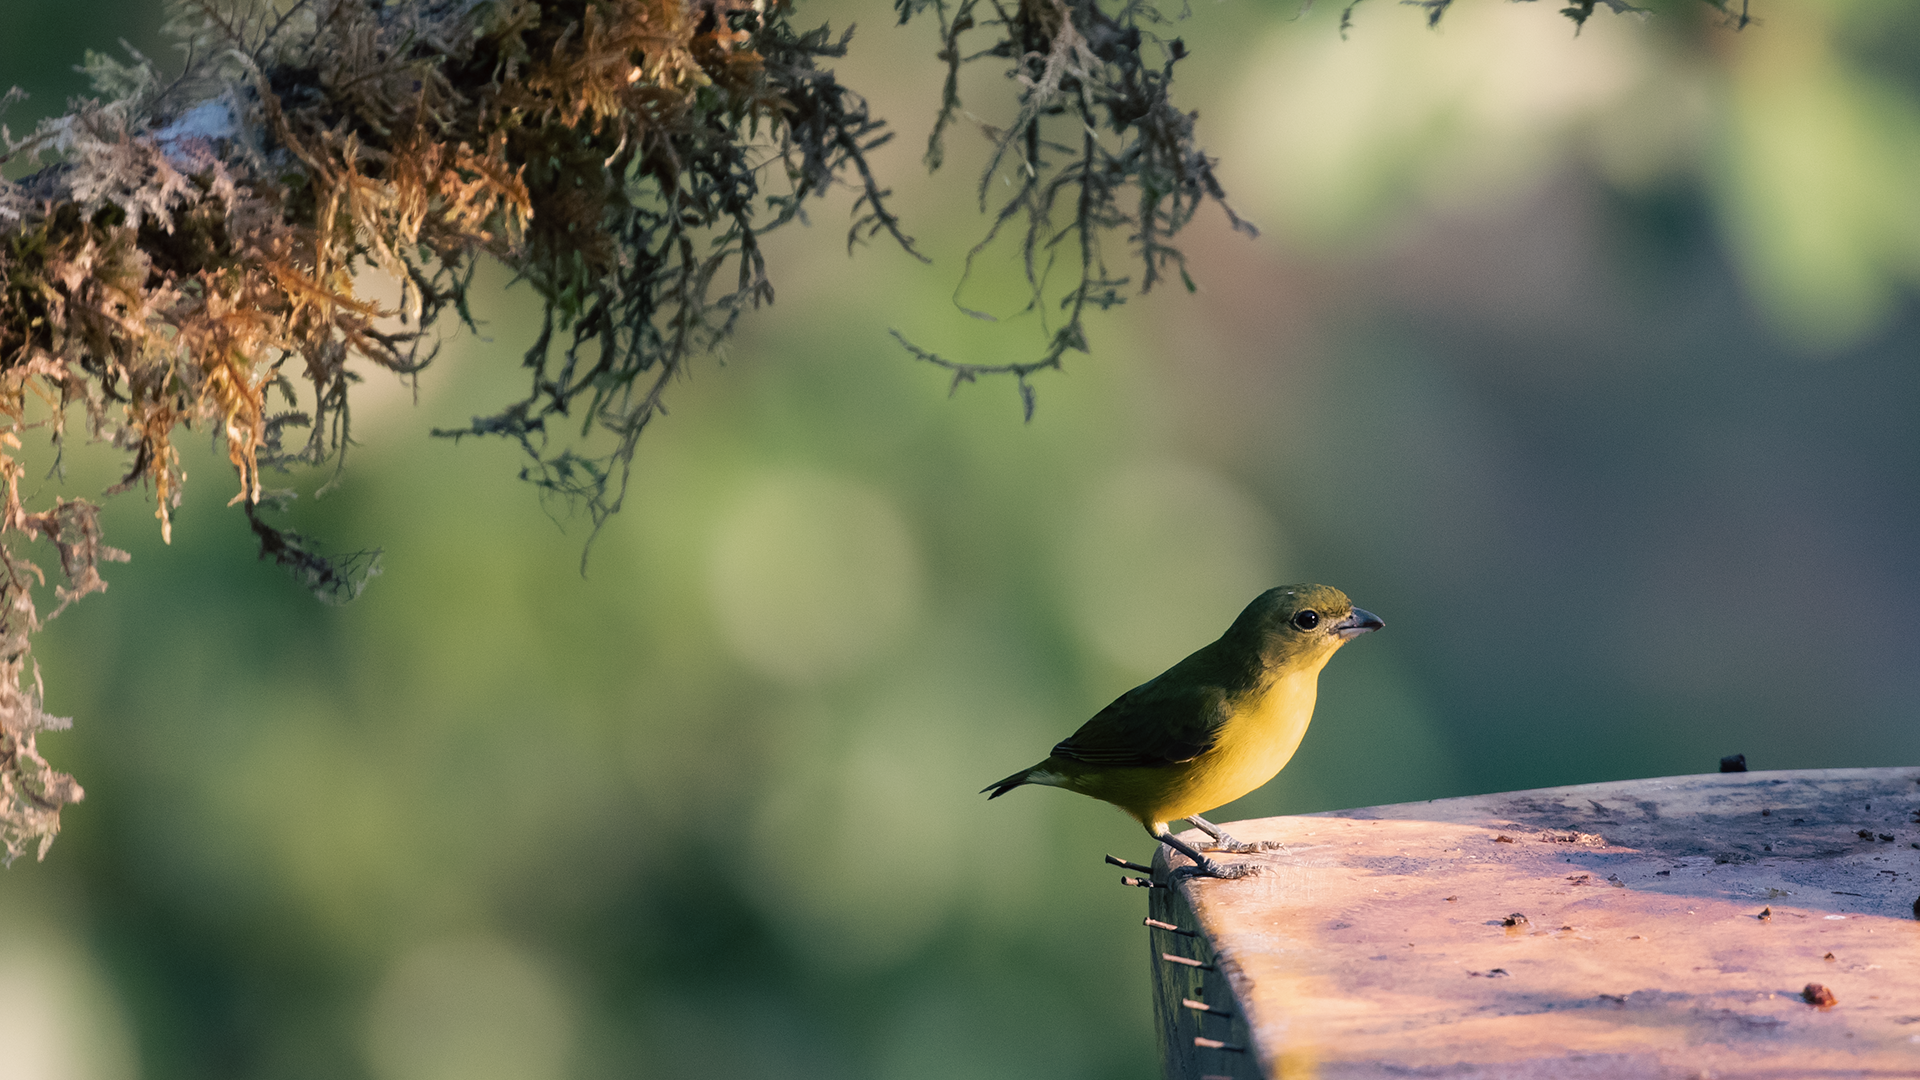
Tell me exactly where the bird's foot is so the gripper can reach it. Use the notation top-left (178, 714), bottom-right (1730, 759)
top-left (1172, 858), bottom-right (1259, 881)
top-left (1203, 836), bottom-right (1288, 854)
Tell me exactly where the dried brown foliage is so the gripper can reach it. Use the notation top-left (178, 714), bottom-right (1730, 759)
top-left (0, 0), bottom-right (1711, 861)
top-left (0, 0), bottom-right (913, 860)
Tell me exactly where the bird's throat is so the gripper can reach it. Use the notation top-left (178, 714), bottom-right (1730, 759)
top-left (1213, 664), bottom-right (1322, 784)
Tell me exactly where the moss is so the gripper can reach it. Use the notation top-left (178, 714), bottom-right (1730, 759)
top-left (0, 0), bottom-right (1726, 858)
top-left (0, 0), bottom-right (914, 860)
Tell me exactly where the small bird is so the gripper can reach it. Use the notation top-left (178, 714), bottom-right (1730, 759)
top-left (983, 584), bottom-right (1383, 878)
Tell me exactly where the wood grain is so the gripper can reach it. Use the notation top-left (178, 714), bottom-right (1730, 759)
top-left (1147, 768), bottom-right (1920, 1079)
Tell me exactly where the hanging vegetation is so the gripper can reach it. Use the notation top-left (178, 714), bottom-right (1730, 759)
top-left (0, 0), bottom-right (1733, 860)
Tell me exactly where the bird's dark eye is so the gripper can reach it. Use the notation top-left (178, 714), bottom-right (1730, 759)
top-left (1292, 610), bottom-right (1319, 631)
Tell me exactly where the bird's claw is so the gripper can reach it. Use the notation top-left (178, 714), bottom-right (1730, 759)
top-left (1207, 861), bottom-right (1258, 879)
top-left (1172, 858), bottom-right (1259, 881)
top-left (1204, 837), bottom-right (1287, 854)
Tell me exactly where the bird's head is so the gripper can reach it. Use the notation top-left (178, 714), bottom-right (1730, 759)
top-left (1233, 584), bottom-right (1384, 667)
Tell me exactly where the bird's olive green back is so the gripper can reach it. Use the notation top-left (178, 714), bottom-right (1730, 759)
top-left (1048, 585), bottom-right (1355, 769)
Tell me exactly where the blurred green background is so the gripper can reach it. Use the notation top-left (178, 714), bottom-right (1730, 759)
top-left (4, 1), bottom-right (1920, 1078)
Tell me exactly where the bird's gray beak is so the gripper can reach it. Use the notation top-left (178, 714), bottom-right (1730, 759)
top-left (1334, 607), bottom-right (1384, 640)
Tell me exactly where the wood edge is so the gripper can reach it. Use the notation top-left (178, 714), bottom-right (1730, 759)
top-left (1149, 843), bottom-right (1265, 1079)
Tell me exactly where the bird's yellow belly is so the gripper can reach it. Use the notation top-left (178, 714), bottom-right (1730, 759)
top-left (1078, 672), bottom-right (1321, 826)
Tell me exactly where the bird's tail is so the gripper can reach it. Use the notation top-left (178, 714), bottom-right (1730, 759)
top-left (981, 767), bottom-right (1035, 800)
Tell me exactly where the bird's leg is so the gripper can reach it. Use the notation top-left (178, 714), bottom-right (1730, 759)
top-left (1149, 823), bottom-right (1255, 881)
top-left (1186, 813), bottom-right (1286, 853)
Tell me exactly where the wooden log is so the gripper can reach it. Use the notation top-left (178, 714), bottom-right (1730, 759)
top-left (1145, 767), bottom-right (1920, 1079)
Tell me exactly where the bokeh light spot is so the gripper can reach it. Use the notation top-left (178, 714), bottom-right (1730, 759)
top-left (0, 937), bottom-right (136, 1080)
top-left (709, 469), bottom-right (922, 682)
top-left (363, 937), bottom-right (573, 1080)
top-left (1226, 1), bottom-right (1642, 244)
top-left (1058, 461), bottom-right (1288, 675)
top-left (744, 695), bottom-right (974, 972)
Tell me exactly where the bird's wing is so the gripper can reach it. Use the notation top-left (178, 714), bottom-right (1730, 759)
top-left (1049, 671), bottom-right (1231, 768)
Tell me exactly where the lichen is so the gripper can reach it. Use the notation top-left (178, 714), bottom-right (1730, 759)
top-left (0, 0), bottom-right (915, 858)
top-left (0, 0), bottom-right (1730, 859)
